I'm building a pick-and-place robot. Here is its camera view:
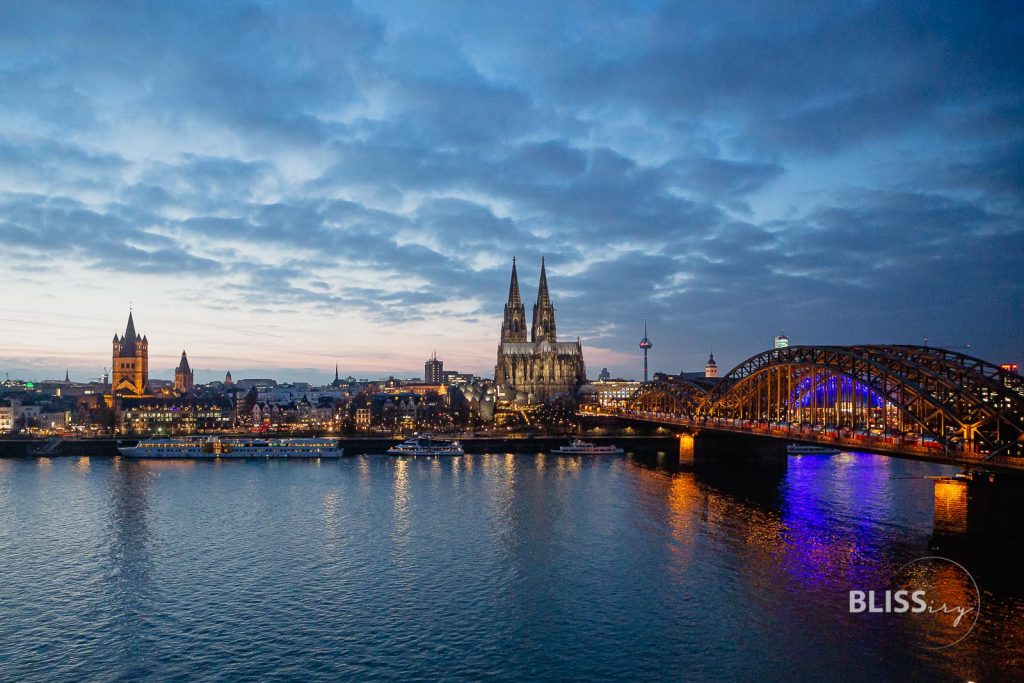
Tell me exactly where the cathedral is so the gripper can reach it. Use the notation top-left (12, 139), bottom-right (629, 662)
top-left (111, 311), bottom-right (149, 397)
top-left (494, 258), bottom-right (587, 402)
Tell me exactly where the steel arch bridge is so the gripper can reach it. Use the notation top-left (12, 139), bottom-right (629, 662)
top-left (625, 345), bottom-right (1024, 462)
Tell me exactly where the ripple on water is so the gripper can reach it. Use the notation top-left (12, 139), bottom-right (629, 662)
top-left (0, 453), bottom-right (1020, 680)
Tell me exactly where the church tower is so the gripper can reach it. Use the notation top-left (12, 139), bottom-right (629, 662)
top-left (111, 311), bottom-right (149, 397)
top-left (531, 257), bottom-right (557, 343)
top-left (501, 257), bottom-right (527, 343)
top-left (175, 350), bottom-right (194, 393)
top-left (705, 352), bottom-right (718, 378)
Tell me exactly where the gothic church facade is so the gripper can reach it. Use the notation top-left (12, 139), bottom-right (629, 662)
top-left (494, 258), bottom-right (586, 402)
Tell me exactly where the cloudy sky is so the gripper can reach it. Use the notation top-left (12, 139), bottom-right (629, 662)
top-left (1, 1), bottom-right (1021, 383)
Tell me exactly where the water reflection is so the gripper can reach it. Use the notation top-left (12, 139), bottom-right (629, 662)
top-left (1, 451), bottom-right (1021, 680)
top-left (392, 458), bottom-right (411, 549)
top-left (322, 491), bottom-right (339, 552)
top-left (106, 460), bottom-right (156, 676)
top-left (357, 455), bottom-right (370, 493)
top-left (628, 451), bottom-right (1023, 679)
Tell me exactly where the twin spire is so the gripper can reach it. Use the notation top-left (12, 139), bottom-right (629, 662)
top-left (501, 257), bottom-right (557, 344)
top-left (531, 257), bottom-right (556, 342)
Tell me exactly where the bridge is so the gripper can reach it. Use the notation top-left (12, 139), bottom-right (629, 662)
top-left (599, 345), bottom-right (1024, 468)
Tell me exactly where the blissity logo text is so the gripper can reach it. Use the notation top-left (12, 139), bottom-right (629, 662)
top-left (848, 556), bottom-right (980, 649)
top-left (849, 590), bottom-right (973, 627)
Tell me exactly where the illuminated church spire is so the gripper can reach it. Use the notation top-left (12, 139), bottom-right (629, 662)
top-left (531, 257), bottom-right (557, 343)
top-left (501, 257), bottom-right (527, 342)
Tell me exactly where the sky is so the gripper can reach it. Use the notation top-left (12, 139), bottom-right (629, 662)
top-left (1, 1), bottom-right (1022, 384)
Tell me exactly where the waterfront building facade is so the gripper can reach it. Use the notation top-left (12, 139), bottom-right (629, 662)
top-left (494, 258), bottom-right (587, 402)
top-left (582, 380), bottom-right (642, 409)
top-left (117, 396), bottom-right (235, 434)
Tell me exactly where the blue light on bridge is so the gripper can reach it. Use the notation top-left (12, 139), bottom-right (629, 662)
top-left (791, 376), bottom-right (885, 408)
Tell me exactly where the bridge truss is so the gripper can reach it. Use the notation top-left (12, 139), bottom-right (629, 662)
top-left (627, 345), bottom-right (1024, 460)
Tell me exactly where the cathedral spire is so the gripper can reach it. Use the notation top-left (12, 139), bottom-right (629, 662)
top-left (531, 256), bottom-right (557, 342)
top-left (537, 256), bottom-right (549, 306)
top-left (501, 257), bottom-right (527, 342)
top-left (507, 256), bottom-right (522, 306)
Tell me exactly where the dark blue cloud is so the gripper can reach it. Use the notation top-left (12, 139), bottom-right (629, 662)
top-left (0, 0), bottom-right (1020, 377)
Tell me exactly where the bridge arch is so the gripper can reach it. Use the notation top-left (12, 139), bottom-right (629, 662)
top-left (628, 380), bottom-right (708, 418)
top-left (624, 345), bottom-right (1023, 460)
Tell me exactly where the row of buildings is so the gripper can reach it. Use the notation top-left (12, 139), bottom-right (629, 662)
top-left (1, 257), bottom-right (743, 436)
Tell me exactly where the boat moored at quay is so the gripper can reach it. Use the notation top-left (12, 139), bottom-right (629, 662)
top-left (551, 439), bottom-right (624, 455)
top-left (387, 436), bottom-right (464, 456)
top-left (117, 437), bottom-right (343, 459)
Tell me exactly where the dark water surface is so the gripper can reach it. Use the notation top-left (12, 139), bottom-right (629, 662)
top-left (0, 452), bottom-right (1021, 681)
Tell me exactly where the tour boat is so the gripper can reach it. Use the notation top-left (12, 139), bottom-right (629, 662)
top-left (787, 443), bottom-right (842, 456)
top-left (551, 439), bottom-right (624, 455)
top-left (117, 436), bottom-right (343, 459)
top-left (387, 436), bottom-right (464, 456)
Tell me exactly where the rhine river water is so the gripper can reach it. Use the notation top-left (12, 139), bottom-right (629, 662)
top-left (1, 451), bottom-right (1021, 681)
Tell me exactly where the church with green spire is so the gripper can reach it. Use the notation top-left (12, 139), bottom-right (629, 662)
top-left (494, 257), bottom-right (587, 402)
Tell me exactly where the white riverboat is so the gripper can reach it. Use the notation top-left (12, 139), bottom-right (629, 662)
top-left (787, 443), bottom-right (841, 456)
top-left (118, 437), bottom-right (343, 459)
top-left (387, 436), bottom-right (464, 456)
top-left (551, 439), bottom-right (624, 455)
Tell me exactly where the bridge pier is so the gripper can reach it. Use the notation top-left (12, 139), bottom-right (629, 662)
top-left (931, 472), bottom-right (1024, 552)
top-left (674, 430), bottom-right (788, 470)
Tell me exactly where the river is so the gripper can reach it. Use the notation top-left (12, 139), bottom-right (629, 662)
top-left (0, 451), bottom-right (1020, 680)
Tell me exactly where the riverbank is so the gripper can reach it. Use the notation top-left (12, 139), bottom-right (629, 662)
top-left (0, 435), bottom-right (676, 458)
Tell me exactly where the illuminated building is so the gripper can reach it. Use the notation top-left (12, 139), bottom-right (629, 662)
top-left (425, 351), bottom-right (443, 384)
top-left (118, 396), bottom-right (234, 435)
top-left (0, 403), bottom-right (12, 432)
top-left (111, 311), bottom-right (149, 397)
top-left (774, 331), bottom-right (790, 349)
top-left (1001, 363), bottom-right (1019, 375)
top-left (174, 350), bottom-right (194, 394)
top-left (705, 352), bottom-right (718, 378)
top-left (225, 371), bottom-right (233, 386)
top-left (494, 257), bottom-right (587, 401)
top-left (586, 380), bottom-right (642, 408)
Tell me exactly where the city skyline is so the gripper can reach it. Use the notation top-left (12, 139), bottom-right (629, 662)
top-left (2, 2), bottom-right (1022, 381)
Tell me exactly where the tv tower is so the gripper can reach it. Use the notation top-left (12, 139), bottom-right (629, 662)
top-left (639, 319), bottom-right (653, 382)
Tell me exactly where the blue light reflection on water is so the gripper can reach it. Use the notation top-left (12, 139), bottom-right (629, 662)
top-left (0, 452), bottom-right (1019, 680)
